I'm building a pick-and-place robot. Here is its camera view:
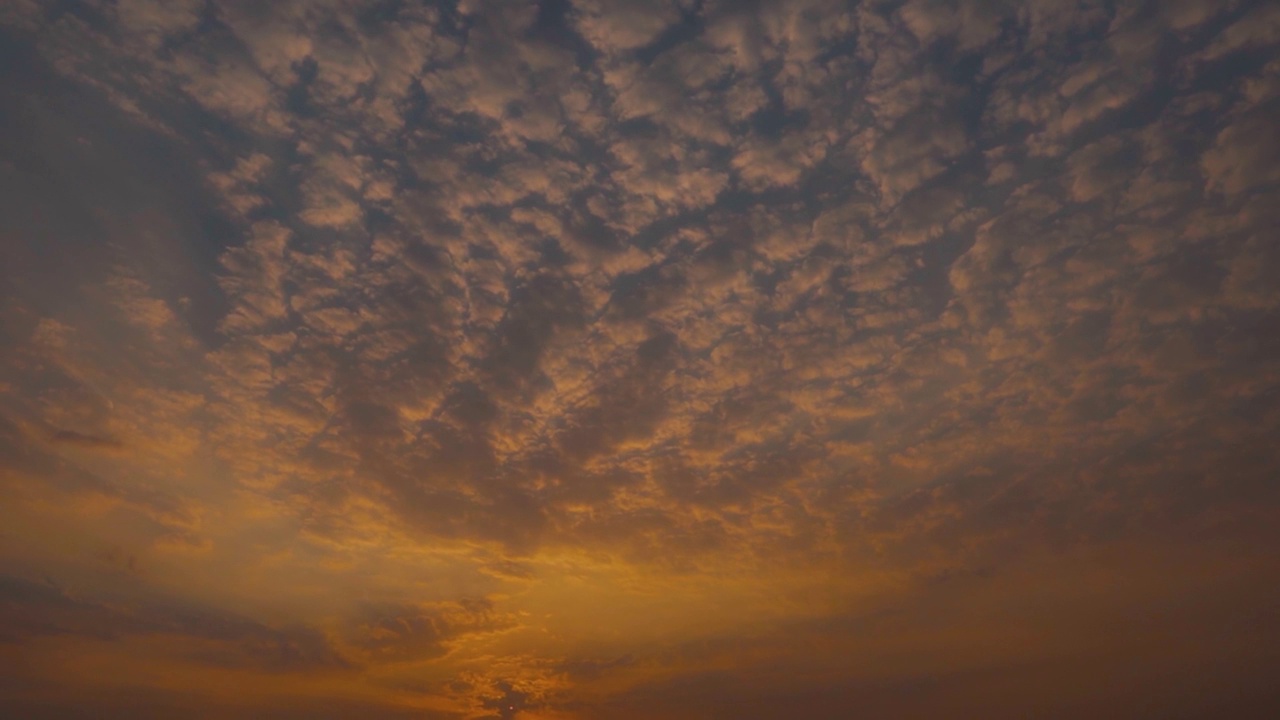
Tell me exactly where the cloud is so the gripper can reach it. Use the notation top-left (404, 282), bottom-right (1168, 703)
top-left (861, 105), bottom-right (970, 203)
top-left (217, 221), bottom-right (293, 334)
top-left (47, 428), bottom-right (125, 451)
top-left (1202, 107), bottom-right (1280, 196)
top-left (115, 0), bottom-right (203, 48)
top-left (3, 0), bottom-right (1280, 717)
top-left (1065, 134), bottom-right (1140, 202)
top-left (573, 0), bottom-right (685, 54)
top-left (899, 0), bottom-right (1011, 52)
top-left (0, 573), bottom-right (347, 672)
top-left (348, 597), bottom-right (516, 661)
top-left (1193, 2), bottom-right (1280, 63)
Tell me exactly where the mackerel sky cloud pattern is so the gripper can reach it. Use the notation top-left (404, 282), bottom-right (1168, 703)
top-left (2, 1), bottom-right (1279, 718)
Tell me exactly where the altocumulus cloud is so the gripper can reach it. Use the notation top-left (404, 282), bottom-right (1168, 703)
top-left (1, 1), bottom-right (1280, 718)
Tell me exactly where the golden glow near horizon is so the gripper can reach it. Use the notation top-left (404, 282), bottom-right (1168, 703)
top-left (2, 1), bottom-right (1280, 718)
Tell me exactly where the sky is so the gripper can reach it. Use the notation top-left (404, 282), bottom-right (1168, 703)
top-left (1, 0), bottom-right (1279, 718)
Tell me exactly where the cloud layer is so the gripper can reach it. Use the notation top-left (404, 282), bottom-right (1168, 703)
top-left (2, 1), bottom-right (1279, 718)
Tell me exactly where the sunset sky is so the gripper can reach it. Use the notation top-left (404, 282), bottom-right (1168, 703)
top-left (2, 1), bottom-right (1279, 718)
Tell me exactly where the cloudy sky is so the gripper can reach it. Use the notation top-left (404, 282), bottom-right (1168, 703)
top-left (2, 0), bottom-right (1279, 717)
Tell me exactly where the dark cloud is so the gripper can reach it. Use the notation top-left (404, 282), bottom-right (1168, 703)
top-left (47, 428), bottom-right (125, 451)
top-left (0, 680), bottom-right (453, 720)
top-left (0, 573), bottom-right (346, 672)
